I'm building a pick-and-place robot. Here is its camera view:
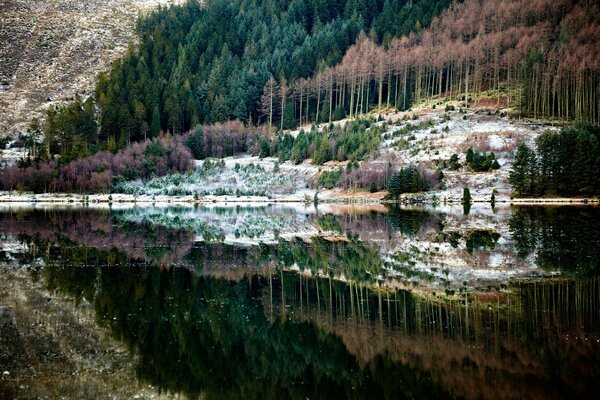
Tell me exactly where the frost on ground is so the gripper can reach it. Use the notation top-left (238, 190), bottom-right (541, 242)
top-left (109, 203), bottom-right (548, 292)
top-left (1, 105), bottom-right (564, 205)
top-left (107, 108), bottom-right (559, 203)
top-left (114, 204), bottom-right (320, 246)
top-left (113, 156), bottom-right (319, 200)
top-left (374, 108), bottom-right (559, 202)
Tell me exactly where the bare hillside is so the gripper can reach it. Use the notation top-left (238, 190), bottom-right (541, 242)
top-left (0, 0), bottom-right (180, 137)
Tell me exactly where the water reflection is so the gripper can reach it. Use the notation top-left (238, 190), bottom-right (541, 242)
top-left (1, 205), bottom-right (600, 399)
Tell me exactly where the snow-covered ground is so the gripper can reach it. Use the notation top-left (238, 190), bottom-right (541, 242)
top-left (376, 108), bottom-right (559, 202)
top-left (2, 108), bottom-right (577, 205)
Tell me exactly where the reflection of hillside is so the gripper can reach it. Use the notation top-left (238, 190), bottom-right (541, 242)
top-left (0, 210), bottom-right (194, 266)
top-left (40, 264), bottom-right (454, 400)
top-left (2, 205), bottom-right (600, 293)
top-left (35, 254), bottom-right (600, 400)
top-left (268, 274), bottom-right (600, 400)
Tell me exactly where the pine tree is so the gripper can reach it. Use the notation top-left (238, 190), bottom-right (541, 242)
top-left (466, 148), bottom-right (474, 164)
top-left (150, 106), bottom-right (161, 139)
top-left (387, 172), bottom-right (402, 198)
top-left (509, 143), bottom-right (537, 196)
top-left (462, 187), bottom-right (472, 204)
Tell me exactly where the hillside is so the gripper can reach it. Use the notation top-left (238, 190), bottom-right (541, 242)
top-left (0, 104), bottom-right (569, 204)
top-left (1, 0), bottom-right (599, 201)
top-left (0, 0), bottom-right (180, 136)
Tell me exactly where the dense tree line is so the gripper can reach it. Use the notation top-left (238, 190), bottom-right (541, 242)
top-left (386, 165), bottom-right (429, 198)
top-left (262, 119), bottom-right (382, 165)
top-left (93, 0), bottom-right (451, 144)
top-left (509, 124), bottom-right (600, 197)
top-left (465, 148), bottom-right (500, 172)
top-left (12, 0), bottom-right (450, 164)
top-left (16, 96), bottom-right (98, 164)
top-left (305, 0), bottom-right (600, 123)
top-left (0, 135), bottom-right (192, 193)
top-left (15, 0), bottom-right (600, 169)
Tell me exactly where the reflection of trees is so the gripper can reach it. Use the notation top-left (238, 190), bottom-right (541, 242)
top-left (386, 207), bottom-right (436, 237)
top-left (510, 207), bottom-right (600, 276)
top-left (43, 262), bottom-right (451, 400)
top-left (41, 252), bottom-right (600, 400)
top-left (464, 230), bottom-right (500, 254)
top-left (274, 273), bottom-right (600, 400)
top-left (0, 210), bottom-right (195, 266)
top-left (277, 237), bottom-right (383, 283)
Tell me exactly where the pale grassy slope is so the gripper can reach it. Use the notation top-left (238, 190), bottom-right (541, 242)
top-left (0, 0), bottom-right (180, 136)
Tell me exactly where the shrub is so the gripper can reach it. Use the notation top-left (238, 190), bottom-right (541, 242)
top-left (317, 169), bottom-right (342, 189)
top-left (465, 147), bottom-right (500, 172)
top-left (387, 165), bottom-right (429, 198)
top-left (0, 135), bottom-right (192, 193)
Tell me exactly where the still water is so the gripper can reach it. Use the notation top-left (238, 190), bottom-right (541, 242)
top-left (0, 204), bottom-right (599, 399)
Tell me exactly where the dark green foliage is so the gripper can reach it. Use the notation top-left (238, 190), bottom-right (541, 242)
top-left (43, 96), bottom-right (98, 162)
top-left (276, 133), bottom-right (295, 161)
top-left (372, 0), bottom-right (453, 45)
top-left (447, 153), bottom-right (460, 170)
top-left (259, 137), bottom-right (271, 158)
top-left (284, 120), bottom-right (380, 165)
top-left (510, 207), bottom-right (600, 276)
top-left (94, 0), bottom-right (367, 139)
top-left (510, 124), bottom-right (600, 197)
top-left (509, 143), bottom-right (537, 197)
top-left (23, 0), bottom-right (455, 173)
top-left (386, 165), bottom-right (428, 198)
top-left (317, 169), bottom-right (342, 189)
top-left (465, 231), bottom-right (500, 255)
top-left (386, 207), bottom-right (433, 236)
top-left (90, 0), bottom-right (448, 141)
top-left (465, 148), bottom-right (500, 172)
top-left (462, 187), bottom-right (471, 204)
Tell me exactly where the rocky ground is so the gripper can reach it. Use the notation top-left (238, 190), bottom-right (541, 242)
top-left (0, 0), bottom-right (180, 137)
top-left (0, 265), bottom-right (175, 399)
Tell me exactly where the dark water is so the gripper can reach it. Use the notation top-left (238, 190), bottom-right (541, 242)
top-left (1, 205), bottom-right (600, 399)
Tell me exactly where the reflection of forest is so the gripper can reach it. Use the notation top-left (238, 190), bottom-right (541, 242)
top-left (1, 207), bottom-right (600, 399)
top-left (39, 261), bottom-right (600, 400)
top-left (510, 206), bottom-right (600, 276)
top-left (274, 273), bottom-right (600, 400)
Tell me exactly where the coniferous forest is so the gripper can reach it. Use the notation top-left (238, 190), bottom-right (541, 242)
top-left (509, 124), bottom-right (600, 197)
top-left (92, 0), bottom-right (600, 149)
top-left (1, 0), bottom-right (600, 197)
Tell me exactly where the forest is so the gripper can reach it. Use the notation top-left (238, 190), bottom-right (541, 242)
top-left (16, 0), bottom-right (454, 162)
top-left (509, 124), bottom-right (600, 197)
top-left (2, 0), bottom-right (600, 197)
top-left (84, 0), bottom-right (600, 153)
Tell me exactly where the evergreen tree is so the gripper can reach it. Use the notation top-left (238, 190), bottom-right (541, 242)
top-left (462, 187), bottom-right (472, 204)
top-left (150, 106), bottom-right (161, 139)
top-left (509, 143), bottom-right (537, 196)
top-left (387, 171), bottom-right (402, 198)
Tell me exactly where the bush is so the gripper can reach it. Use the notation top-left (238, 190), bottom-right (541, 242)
top-left (448, 154), bottom-right (460, 170)
top-left (0, 135), bottom-right (193, 193)
top-left (387, 165), bottom-right (429, 198)
top-left (317, 169), bottom-right (342, 189)
top-left (465, 148), bottom-right (500, 172)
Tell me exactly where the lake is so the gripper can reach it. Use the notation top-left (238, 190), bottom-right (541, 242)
top-left (1, 204), bottom-right (599, 399)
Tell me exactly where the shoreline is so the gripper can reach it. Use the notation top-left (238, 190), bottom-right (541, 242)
top-left (0, 192), bottom-right (598, 206)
